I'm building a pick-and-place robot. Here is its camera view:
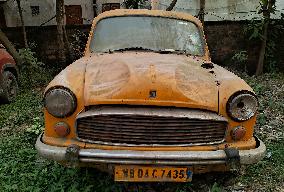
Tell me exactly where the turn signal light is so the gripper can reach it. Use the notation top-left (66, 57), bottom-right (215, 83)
top-left (231, 126), bottom-right (246, 141)
top-left (54, 122), bottom-right (70, 137)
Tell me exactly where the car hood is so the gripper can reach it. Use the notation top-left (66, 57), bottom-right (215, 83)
top-left (84, 52), bottom-right (219, 111)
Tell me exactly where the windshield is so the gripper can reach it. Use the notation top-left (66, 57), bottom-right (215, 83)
top-left (90, 16), bottom-right (205, 56)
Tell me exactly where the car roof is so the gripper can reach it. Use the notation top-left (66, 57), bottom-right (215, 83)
top-left (93, 9), bottom-right (203, 29)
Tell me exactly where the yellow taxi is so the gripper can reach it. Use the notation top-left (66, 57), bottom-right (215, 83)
top-left (36, 9), bottom-right (266, 182)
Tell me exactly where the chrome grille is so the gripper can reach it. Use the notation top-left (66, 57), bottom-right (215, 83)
top-left (76, 106), bottom-right (228, 146)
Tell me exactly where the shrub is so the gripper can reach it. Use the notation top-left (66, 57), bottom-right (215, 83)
top-left (18, 48), bottom-right (53, 89)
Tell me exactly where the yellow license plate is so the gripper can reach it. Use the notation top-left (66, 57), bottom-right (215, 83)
top-left (114, 165), bottom-right (193, 182)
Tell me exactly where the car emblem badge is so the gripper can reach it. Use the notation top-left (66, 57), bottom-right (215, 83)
top-left (149, 90), bottom-right (157, 98)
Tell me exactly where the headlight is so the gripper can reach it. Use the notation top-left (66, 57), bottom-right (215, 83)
top-left (226, 91), bottom-right (258, 121)
top-left (44, 87), bottom-right (77, 118)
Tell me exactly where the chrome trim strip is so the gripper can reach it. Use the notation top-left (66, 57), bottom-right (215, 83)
top-left (79, 158), bottom-right (226, 165)
top-left (76, 106), bottom-right (228, 122)
top-left (75, 139), bottom-right (225, 147)
top-left (36, 134), bottom-right (266, 165)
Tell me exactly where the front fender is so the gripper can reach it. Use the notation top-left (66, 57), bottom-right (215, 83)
top-left (44, 58), bottom-right (88, 139)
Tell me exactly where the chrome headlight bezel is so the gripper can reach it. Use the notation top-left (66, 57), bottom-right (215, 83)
top-left (226, 91), bottom-right (258, 122)
top-left (44, 87), bottom-right (77, 118)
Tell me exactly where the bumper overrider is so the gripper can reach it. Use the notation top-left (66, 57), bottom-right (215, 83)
top-left (36, 134), bottom-right (266, 168)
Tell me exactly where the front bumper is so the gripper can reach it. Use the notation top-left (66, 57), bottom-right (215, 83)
top-left (36, 134), bottom-right (266, 166)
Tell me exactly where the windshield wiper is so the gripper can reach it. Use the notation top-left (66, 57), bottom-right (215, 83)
top-left (156, 49), bottom-right (187, 54)
top-left (108, 47), bottom-right (189, 55)
top-left (111, 47), bottom-right (155, 52)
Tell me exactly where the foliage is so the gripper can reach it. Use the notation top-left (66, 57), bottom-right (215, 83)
top-left (210, 182), bottom-right (222, 192)
top-left (70, 29), bottom-right (89, 60)
top-left (124, 0), bottom-right (151, 9)
top-left (18, 48), bottom-right (54, 89)
top-left (19, 48), bottom-right (56, 89)
top-left (244, 19), bottom-right (265, 41)
top-left (244, 19), bottom-right (283, 73)
top-left (244, 1), bottom-right (284, 73)
top-left (0, 90), bottom-right (42, 130)
top-left (232, 51), bottom-right (249, 72)
top-left (26, 116), bottom-right (44, 140)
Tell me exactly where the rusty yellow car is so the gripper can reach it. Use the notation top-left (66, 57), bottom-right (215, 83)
top-left (36, 9), bottom-right (266, 182)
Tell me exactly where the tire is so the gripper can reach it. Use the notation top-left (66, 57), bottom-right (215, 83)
top-left (0, 71), bottom-right (18, 103)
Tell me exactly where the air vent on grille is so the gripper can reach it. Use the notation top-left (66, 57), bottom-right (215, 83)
top-left (76, 106), bottom-right (228, 146)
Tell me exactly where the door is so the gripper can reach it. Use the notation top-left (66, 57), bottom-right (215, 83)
top-left (65, 5), bottom-right (83, 25)
top-left (0, 6), bottom-right (6, 28)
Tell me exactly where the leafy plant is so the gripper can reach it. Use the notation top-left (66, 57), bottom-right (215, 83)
top-left (244, 19), bottom-right (265, 41)
top-left (210, 182), bottom-right (222, 192)
top-left (232, 51), bottom-right (248, 63)
top-left (70, 29), bottom-right (88, 60)
top-left (232, 51), bottom-right (249, 72)
top-left (244, 1), bottom-right (284, 73)
top-left (26, 116), bottom-right (44, 135)
top-left (18, 48), bottom-right (53, 89)
top-left (124, 0), bottom-right (151, 9)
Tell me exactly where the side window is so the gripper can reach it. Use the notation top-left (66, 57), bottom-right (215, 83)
top-left (31, 6), bottom-right (40, 16)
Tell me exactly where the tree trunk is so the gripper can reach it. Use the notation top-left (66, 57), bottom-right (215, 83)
top-left (63, 24), bottom-right (74, 61)
top-left (255, 21), bottom-right (268, 75)
top-left (0, 29), bottom-right (22, 65)
top-left (16, 0), bottom-right (28, 48)
top-left (56, 0), bottom-right (66, 64)
top-left (166, 0), bottom-right (178, 11)
top-left (255, 0), bottom-right (275, 76)
top-left (199, 0), bottom-right (205, 26)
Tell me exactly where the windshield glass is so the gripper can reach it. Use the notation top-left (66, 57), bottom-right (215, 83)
top-left (90, 16), bottom-right (205, 56)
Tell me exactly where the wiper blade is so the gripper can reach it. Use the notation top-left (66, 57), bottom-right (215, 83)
top-left (111, 47), bottom-right (155, 52)
top-left (157, 49), bottom-right (187, 54)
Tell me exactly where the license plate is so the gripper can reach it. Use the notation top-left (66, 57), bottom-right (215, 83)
top-left (114, 165), bottom-right (193, 182)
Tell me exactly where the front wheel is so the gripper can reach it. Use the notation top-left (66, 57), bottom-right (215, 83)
top-left (1, 71), bottom-right (18, 103)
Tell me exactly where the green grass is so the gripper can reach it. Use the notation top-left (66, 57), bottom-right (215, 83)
top-left (0, 72), bottom-right (283, 192)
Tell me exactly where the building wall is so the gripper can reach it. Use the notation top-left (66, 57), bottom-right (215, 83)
top-left (156, 0), bottom-right (284, 21)
top-left (2, 0), bottom-right (94, 27)
top-left (3, 0), bottom-right (56, 27)
top-left (65, 0), bottom-right (94, 24)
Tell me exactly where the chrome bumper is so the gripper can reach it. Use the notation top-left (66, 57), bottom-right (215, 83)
top-left (36, 134), bottom-right (266, 166)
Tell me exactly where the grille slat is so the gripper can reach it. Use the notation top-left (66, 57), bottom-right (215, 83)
top-left (82, 118), bottom-right (222, 125)
top-left (79, 122), bottom-right (224, 129)
top-left (78, 134), bottom-right (224, 142)
top-left (77, 135), bottom-right (222, 144)
top-left (78, 131), bottom-right (224, 138)
top-left (77, 127), bottom-right (225, 136)
top-left (76, 107), bottom-right (227, 146)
